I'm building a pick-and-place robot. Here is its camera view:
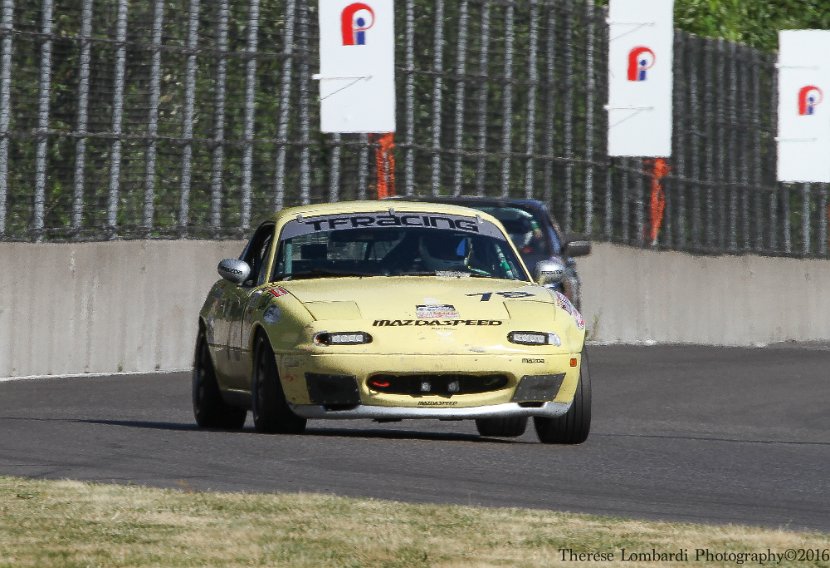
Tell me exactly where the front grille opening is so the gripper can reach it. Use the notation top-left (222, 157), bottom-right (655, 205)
top-left (367, 374), bottom-right (509, 396)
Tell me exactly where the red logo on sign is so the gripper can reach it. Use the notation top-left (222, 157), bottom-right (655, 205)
top-left (798, 85), bottom-right (823, 116)
top-left (341, 3), bottom-right (374, 46)
top-left (627, 46), bottom-right (656, 81)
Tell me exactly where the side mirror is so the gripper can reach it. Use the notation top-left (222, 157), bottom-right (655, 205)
top-left (565, 239), bottom-right (591, 258)
top-left (217, 259), bottom-right (251, 285)
top-left (535, 259), bottom-right (566, 286)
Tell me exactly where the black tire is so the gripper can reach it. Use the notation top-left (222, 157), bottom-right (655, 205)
top-left (192, 331), bottom-right (247, 429)
top-left (533, 350), bottom-right (592, 444)
top-left (475, 416), bottom-right (528, 438)
top-left (251, 334), bottom-right (307, 434)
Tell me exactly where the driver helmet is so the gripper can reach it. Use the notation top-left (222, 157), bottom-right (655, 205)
top-left (419, 233), bottom-right (472, 271)
top-left (493, 208), bottom-right (537, 250)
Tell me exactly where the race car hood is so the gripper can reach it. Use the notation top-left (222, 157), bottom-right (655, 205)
top-left (278, 276), bottom-right (553, 323)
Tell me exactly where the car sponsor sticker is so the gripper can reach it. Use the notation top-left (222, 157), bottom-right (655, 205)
top-left (416, 304), bottom-right (459, 319)
top-left (552, 291), bottom-right (585, 330)
top-left (373, 319), bottom-right (502, 327)
top-left (278, 211), bottom-right (507, 241)
top-left (266, 286), bottom-right (290, 299)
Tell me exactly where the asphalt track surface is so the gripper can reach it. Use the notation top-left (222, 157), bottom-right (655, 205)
top-left (1, 345), bottom-right (828, 532)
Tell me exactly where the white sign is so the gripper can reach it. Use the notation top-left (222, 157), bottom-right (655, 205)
top-left (606, 0), bottom-right (674, 157)
top-left (316, 0), bottom-right (395, 133)
top-left (776, 30), bottom-right (830, 183)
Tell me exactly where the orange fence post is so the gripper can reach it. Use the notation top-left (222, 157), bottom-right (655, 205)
top-left (646, 157), bottom-right (671, 245)
top-left (374, 132), bottom-right (396, 199)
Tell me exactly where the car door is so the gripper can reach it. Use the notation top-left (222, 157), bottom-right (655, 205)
top-left (225, 222), bottom-right (276, 390)
top-left (208, 278), bottom-right (240, 382)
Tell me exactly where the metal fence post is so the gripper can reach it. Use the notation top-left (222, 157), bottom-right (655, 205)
top-left (715, 39), bottom-right (727, 251)
top-left (429, 0), bottom-right (445, 196)
top-left (783, 185), bottom-right (792, 253)
top-left (604, 160), bottom-right (613, 240)
top-left (241, 0), bottom-right (261, 230)
top-left (583, 0), bottom-right (596, 234)
top-left (474, 2), bottom-right (490, 196)
top-left (143, 0), bottom-right (164, 234)
top-left (673, 33), bottom-right (686, 250)
top-left (820, 185), bottom-right (828, 257)
top-left (178, 0), bottom-right (200, 235)
top-left (33, 0), bottom-right (54, 241)
top-left (726, 42), bottom-right (738, 252)
top-left (107, 0), bottom-right (129, 238)
top-left (452, 0), bottom-right (469, 196)
top-left (499, 3), bottom-right (515, 198)
top-left (769, 64), bottom-right (779, 252)
top-left (329, 134), bottom-right (341, 202)
top-left (561, 0), bottom-right (574, 234)
top-left (635, 162), bottom-right (645, 246)
top-left (274, 0), bottom-right (297, 210)
top-left (599, 2), bottom-right (612, 240)
top-left (802, 183), bottom-right (811, 256)
top-left (621, 159), bottom-right (630, 243)
top-left (73, 0), bottom-right (93, 235)
top-left (358, 134), bottom-right (369, 199)
top-left (0, 0), bottom-right (11, 237)
top-left (703, 40), bottom-right (716, 250)
top-left (542, 4), bottom-right (556, 207)
top-left (738, 46), bottom-right (750, 252)
top-left (403, 0), bottom-right (415, 196)
top-left (209, 0), bottom-right (229, 234)
top-left (523, 0), bottom-right (539, 200)
top-left (688, 37), bottom-right (701, 250)
top-left (751, 50), bottom-right (763, 252)
top-left (297, 0), bottom-right (310, 204)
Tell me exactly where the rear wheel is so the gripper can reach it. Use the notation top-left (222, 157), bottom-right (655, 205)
top-left (475, 416), bottom-right (528, 438)
top-left (251, 334), bottom-right (306, 434)
top-left (534, 350), bottom-right (592, 444)
top-left (192, 331), bottom-right (247, 429)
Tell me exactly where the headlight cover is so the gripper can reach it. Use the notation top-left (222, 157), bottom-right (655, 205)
top-left (508, 331), bottom-right (562, 346)
top-left (314, 331), bottom-right (373, 346)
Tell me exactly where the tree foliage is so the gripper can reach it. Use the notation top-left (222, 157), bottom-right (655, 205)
top-left (596, 0), bottom-right (830, 51)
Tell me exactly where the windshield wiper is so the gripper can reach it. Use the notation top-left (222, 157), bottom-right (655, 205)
top-left (386, 270), bottom-right (496, 278)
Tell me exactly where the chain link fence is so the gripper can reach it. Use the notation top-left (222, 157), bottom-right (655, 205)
top-left (0, 0), bottom-right (827, 257)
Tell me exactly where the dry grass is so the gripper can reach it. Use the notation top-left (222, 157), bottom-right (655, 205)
top-left (0, 476), bottom-right (828, 567)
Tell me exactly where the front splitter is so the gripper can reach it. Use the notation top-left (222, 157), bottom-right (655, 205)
top-left (290, 400), bottom-right (571, 420)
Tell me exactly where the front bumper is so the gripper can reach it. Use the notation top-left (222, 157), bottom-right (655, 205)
top-left (290, 400), bottom-right (571, 420)
top-left (277, 352), bottom-right (581, 418)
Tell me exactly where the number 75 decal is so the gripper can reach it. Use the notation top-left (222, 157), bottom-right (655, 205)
top-left (466, 291), bottom-right (535, 301)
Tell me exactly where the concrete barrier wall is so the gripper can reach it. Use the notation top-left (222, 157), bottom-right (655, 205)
top-left (1, 240), bottom-right (828, 378)
top-left (0, 240), bottom-right (244, 378)
top-left (580, 244), bottom-right (830, 345)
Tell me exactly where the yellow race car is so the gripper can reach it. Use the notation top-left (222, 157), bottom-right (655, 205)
top-left (194, 200), bottom-right (590, 444)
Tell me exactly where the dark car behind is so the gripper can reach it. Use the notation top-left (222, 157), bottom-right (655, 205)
top-left (387, 196), bottom-right (590, 309)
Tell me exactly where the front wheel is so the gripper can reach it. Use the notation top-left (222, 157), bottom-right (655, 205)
top-left (251, 334), bottom-right (307, 434)
top-left (533, 350), bottom-right (592, 444)
top-left (192, 331), bottom-right (247, 430)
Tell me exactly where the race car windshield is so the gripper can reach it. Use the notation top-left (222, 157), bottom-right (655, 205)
top-left (272, 213), bottom-right (529, 281)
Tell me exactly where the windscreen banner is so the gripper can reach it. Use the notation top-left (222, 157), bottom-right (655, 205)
top-left (777, 30), bottom-right (830, 183)
top-left (606, 0), bottom-right (674, 157)
top-left (316, 0), bottom-right (396, 133)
